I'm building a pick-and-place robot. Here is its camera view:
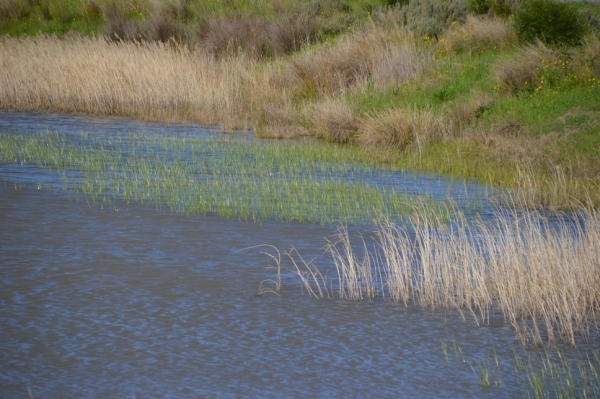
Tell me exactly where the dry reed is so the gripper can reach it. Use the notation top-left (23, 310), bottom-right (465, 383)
top-left (356, 106), bottom-right (451, 151)
top-left (440, 15), bottom-right (517, 54)
top-left (290, 206), bottom-right (600, 346)
top-left (308, 97), bottom-right (358, 143)
top-left (0, 34), bottom-right (248, 126)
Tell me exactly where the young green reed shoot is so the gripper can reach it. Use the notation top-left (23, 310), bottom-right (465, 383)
top-left (0, 131), bottom-right (454, 225)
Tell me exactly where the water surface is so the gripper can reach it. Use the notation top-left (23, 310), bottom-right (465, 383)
top-left (0, 112), bottom-right (596, 398)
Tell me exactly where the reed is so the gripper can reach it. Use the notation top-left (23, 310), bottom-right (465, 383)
top-left (0, 34), bottom-right (248, 127)
top-left (0, 18), bottom-right (598, 210)
top-left (291, 203), bottom-right (600, 346)
top-left (0, 131), bottom-right (453, 225)
top-left (444, 338), bottom-right (600, 396)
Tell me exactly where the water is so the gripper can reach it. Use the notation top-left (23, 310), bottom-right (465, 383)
top-left (0, 112), bottom-right (597, 398)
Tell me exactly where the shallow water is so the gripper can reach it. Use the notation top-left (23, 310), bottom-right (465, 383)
top-left (0, 112), bottom-right (597, 398)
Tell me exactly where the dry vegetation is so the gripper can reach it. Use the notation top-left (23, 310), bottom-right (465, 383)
top-left (0, 34), bottom-right (247, 125)
top-left (290, 206), bottom-right (600, 346)
top-left (2, 0), bottom-right (600, 350)
top-left (0, 7), bottom-right (599, 208)
top-left (0, 24), bottom-right (426, 132)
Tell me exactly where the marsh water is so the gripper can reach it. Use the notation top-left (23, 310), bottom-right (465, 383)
top-left (0, 111), bottom-right (596, 398)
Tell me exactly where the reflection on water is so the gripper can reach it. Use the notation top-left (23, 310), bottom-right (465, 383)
top-left (0, 112), bottom-right (597, 397)
top-left (0, 110), bottom-right (223, 138)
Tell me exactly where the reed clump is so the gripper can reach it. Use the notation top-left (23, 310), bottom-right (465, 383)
top-left (439, 15), bottom-right (517, 54)
top-left (356, 106), bottom-right (450, 150)
top-left (308, 97), bottom-right (358, 143)
top-left (291, 205), bottom-right (600, 346)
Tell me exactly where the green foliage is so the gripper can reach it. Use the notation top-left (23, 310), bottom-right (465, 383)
top-left (384, 0), bottom-right (409, 6)
top-left (466, 0), bottom-right (489, 15)
top-left (579, 9), bottom-right (600, 35)
top-left (513, 0), bottom-right (588, 46)
top-left (466, 0), bottom-right (518, 18)
top-left (405, 0), bottom-right (467, 38)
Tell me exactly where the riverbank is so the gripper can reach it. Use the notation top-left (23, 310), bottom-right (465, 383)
top-left (1, 0), bottom-right (599, 209)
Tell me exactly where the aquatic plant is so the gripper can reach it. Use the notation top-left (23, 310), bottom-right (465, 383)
top-left (442, 337), bottom-right (600, 396)
top-left (0, 131), bottom-right (456, 225)
top-left (289, 203), bottom-right (600, 346)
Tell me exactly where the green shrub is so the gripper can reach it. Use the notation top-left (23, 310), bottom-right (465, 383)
top-left (513, 0), bottom-right (588, 46)
top-left (467, 0), bottom-right (518, 18)
top-left (467, 0), bottom-right (490, 15)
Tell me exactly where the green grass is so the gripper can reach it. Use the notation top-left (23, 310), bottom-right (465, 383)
top-left (0, 0), bottom-right (387, 38)
top-left (0, 131), bottom-right (462, 225)
top-left (443, 338), bottom-right (600, 398)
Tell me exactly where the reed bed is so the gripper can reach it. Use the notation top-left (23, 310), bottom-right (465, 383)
top-left (0, 131), bottom-right (455, 225)
top-left (0, 23), bottom-right (597, 210)
top-left (0, 34), bottom-right (246, 126)
top-left (291, 205), bottom-right (600, 345)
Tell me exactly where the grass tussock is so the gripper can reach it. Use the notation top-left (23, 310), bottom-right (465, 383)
top-left (440, 15), bottom-right (517, 54)
top-left (308, 97), bottom-right (358, 143)
top-left (291, 206), bottom-right (600, 346)
top-left (357, 106), bottom-right (450, 150)
top-left (290, 27), bottom-right (426, 98)
top-left (496, 43), bottom-right (566, 94)
top-left (496, 38), bottom-right (600, 95)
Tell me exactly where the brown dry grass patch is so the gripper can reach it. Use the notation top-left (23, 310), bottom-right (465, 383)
top-left (357, 107), bottom-right (451, 150)
top-left (0, 34), bottom-right (248, 126)
top-left (440, 15), bottom-right (517, 54)
top-left (308, 97), bottom-right (358, 143)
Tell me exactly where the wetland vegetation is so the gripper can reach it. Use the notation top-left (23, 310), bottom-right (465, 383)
top-left (1, 0), bottom-right (600, 396)
top-left (1, 0), bottom-right (599, 208)
top-left (0, 131), bottom-right (459, 224)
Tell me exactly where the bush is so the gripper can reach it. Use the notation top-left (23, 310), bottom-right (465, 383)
top-left (513, 0), bottom-right (588, 46)
top-left (405, 0), bottom-right (467, 38)
top-left (579, 9), bottom-right (600, 36)
top-left (103, 1), bottom-right (139, 42)
top-left (0, 0), bottom-right (28, 22)
top-left (142, 8), bottom-right (188, 44)
top-left (467, 0), bottom-right (518, 18)
top-left (197, 3), bottom-right (320, 59)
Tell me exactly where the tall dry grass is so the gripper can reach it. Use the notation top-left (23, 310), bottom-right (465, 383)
top-left (0, 34), bottom-right (248, 126)
top-left (440, 15), bottom-right (517, 54)
top-left (0, 27), bottom-right (428, 135)
top-left (308, 97), bottom-right (358, 143)
top-left (289, 26), bottom-right (427, 98)
top-left (291, 206), bottom-right (600, 346)
top-left (356, 106), bottom-right (451, 150)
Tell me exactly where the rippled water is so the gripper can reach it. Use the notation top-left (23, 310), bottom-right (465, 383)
top-left (0, 112), bottom-right (596, 398)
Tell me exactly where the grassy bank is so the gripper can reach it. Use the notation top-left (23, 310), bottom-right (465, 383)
top-left (1, 0), bottom-right (599, 208)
